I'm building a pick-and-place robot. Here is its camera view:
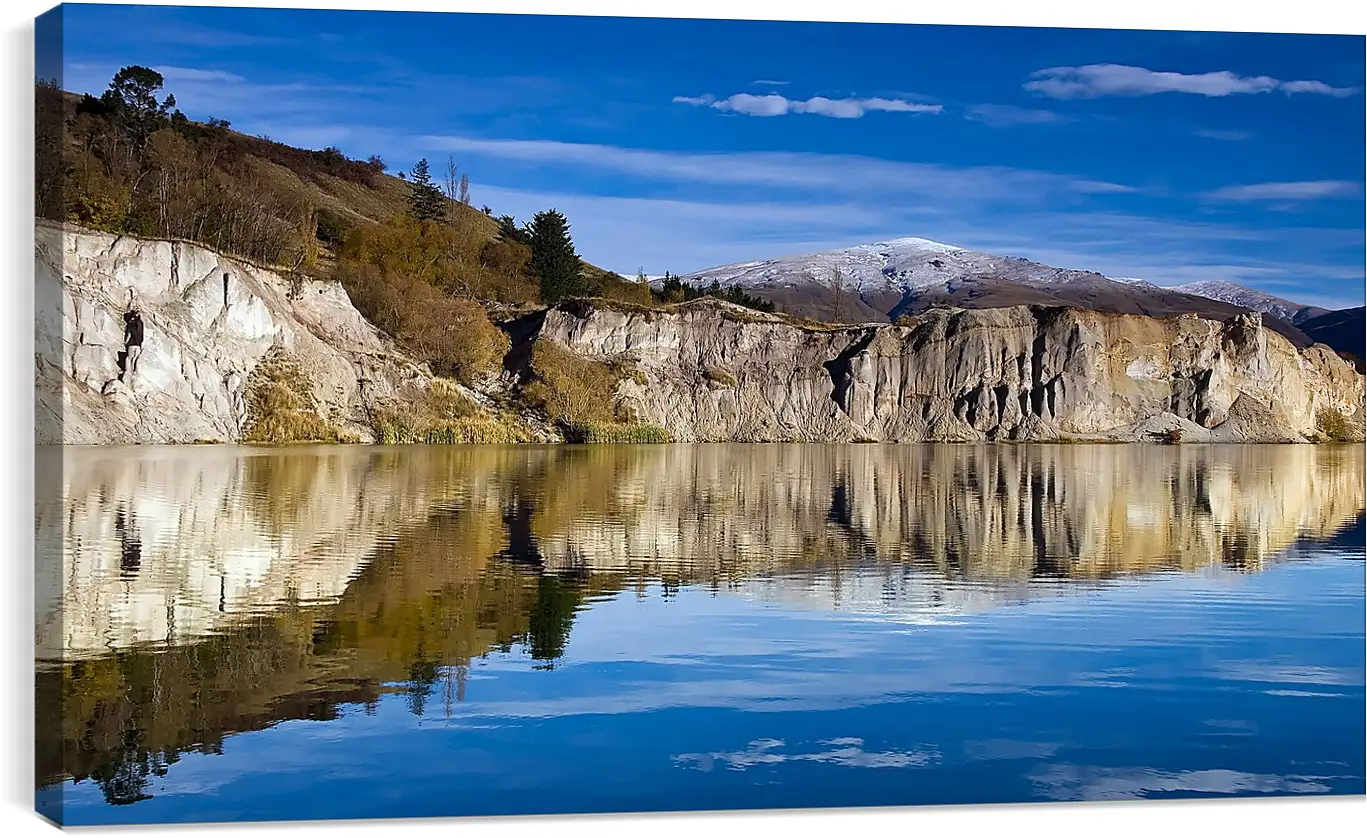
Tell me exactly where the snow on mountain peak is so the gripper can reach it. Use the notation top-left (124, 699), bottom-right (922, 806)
top-left (869, 236), bottom-right (965, 254)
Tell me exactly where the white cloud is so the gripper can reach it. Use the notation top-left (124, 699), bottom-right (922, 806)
top-left (752, 79), bottom-right (789, 86)
top-left (1203, 180), bottom-right (1363, 202)
top-left (674, 92), bottom-right (943, 119)
top-left (1025, 64), bottom-right (1360, 99)
top-left (965, 104), bottom-right (1067, 127)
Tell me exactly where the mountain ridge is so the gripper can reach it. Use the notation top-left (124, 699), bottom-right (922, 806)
top-left (678, 236), bottom-right (1334, 349)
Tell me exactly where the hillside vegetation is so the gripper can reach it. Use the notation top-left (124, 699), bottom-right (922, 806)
top-left (36, 69), bottom-right (664, 383)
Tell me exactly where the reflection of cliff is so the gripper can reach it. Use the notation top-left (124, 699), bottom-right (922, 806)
top-left (43, 444), bottom-right (1365, 661)
top-left (39, 444), bottom-right (1365, 805)
top-left (38, 447), bottom-right (496, 661)
top-left (529, 444), bottom-right (1365, 583)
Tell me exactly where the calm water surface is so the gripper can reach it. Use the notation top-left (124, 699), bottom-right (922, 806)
top-left (36, 444), bottom-right (1366, 824)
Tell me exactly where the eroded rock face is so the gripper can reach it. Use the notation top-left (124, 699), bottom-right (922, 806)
top-left (535, 299), bottom-right (1366, 443)
top-left (38, 222), bottom-right (430, 444)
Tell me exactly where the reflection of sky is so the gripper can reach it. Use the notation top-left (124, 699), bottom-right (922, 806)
top-left (54, 555), bottom-right (1364, 825)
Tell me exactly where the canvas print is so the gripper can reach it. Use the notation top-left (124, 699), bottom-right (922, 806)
top-left (33, 2), bottom-right (1366, 827)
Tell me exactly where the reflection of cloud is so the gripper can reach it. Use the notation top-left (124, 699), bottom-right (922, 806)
top-left (1211, 662), bottom-right (1360, 687)
top-left (1029, 765), bottom-right (1333, 800)
top-left (673, 738), bottom-right (939, 772)
top-left (964, 740), bottom-right (1060, 761)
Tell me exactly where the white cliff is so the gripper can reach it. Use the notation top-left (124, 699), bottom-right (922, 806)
top-left (37, 222), bottom-right (430, 444)
top-left (535, 298), bottom-right (1366, 443)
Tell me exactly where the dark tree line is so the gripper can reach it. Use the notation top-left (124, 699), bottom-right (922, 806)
top-left (653, 273), bottom-right (776, 313)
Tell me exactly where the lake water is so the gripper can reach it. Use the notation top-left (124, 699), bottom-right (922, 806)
top-left (35, 444), bottom-right (1366, 825)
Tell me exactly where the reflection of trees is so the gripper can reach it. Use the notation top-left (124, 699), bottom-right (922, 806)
top-left (528, 572), bottom-right (585, 666)
top-left (39, 443), bottom-right (1365, 804)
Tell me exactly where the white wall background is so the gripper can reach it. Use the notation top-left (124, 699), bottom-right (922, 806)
top-left (2, 2), bottom-right (1363, 837)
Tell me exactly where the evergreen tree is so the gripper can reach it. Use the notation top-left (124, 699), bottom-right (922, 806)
top-left (99, 65), bottom-right (178, 146)
top-left (527, 209), bottom-right (587, 302)
top-left (496, 214), bottom-right (530, 246)
top-left (406, 158), bottom-right (446, 221)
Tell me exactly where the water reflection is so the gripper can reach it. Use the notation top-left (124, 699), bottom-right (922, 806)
top-left (36, 443), bottom-right (1365, 812)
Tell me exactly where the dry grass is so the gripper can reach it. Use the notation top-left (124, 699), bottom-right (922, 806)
top-left (521, 341), bottom-right (622, 425)
top-left (368, 380), bottom-right (530, 444)
top-left (243, 351), bottom-right (353, 443)
top-left (558, 296), bottom-right (852, 333)
top-left (339, 260), bottom-right (511, 384)
top-left (1316, 407), bottom-right (1358, 442)
top-left (702, 367), bottom-right (738, 389)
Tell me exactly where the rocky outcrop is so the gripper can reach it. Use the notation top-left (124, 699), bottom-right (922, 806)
top-left (534, 298), bottom-right (1365, 443)
top-left (37, 222), bottom-right (433, 444)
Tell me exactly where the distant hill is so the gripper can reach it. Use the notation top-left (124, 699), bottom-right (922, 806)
top-left (680, 236), bottom-right (1318, 346)
top-left (1169, 280), bottom-right (1329, 325)
top-left (1300, 307), bottom-right (1366, 370)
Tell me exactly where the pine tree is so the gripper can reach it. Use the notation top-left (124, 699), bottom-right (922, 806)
top-left (528, 209), bottom-right (586, 302)
top-left (100, 65), bottom-right (178, 147)
top-left (496, 214), bottom-right (531, 246)
top-left (406, 158), bottom-right (445, 221)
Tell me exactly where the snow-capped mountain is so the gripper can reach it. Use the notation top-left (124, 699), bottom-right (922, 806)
top-left (676, 237), bottom-right (1319, 347)
top-left (681, 236), bottom-right (1127, 297)
top-left (1170, 280), bottom-right (1328, 325)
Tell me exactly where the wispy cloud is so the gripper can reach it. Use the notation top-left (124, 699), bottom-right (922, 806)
top-left (965, 104), bottom-right (1067, 127)
top-left (1025, 64), bottom-right (1361, 99)
top-left (418, 135), bottom-right (1131, 201)
top-left (1203, 180), bottom-right (1363, 202)
top-left (1194, 129), bottom-right (1252, 141)
top-left (673, 93), bottom-right (943, 119)
top-left (752, 79), bottom-right (789, 86)
top-left (156, 66), bottom-right (246, 84)
top-left (1279, 79), bottom-right (1361, 96)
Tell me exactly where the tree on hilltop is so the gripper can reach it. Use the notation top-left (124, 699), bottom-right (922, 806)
top-left (406, 157), bottom-right (445, 221)
top-left (99, 66), bottom-right (179, 146)
top-left (528, 209), bottom-right (587, 302)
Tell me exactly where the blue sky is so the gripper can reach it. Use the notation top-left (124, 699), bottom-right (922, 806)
top-left (48, 4), bottom-right (1367, 308)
